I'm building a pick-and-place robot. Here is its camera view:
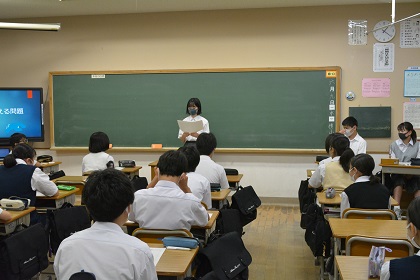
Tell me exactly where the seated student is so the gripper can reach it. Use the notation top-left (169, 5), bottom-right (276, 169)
top-left (0, 144), bottom-right (58, 225)
top-left (129, 150), bottom-right (208, 231)
top-left (54, 169), bottom-right (157, 280)
top-left (319, 132), bottom-right (345, 166)
top-left (82, 131), bottom-right (114, 174)
top-left (339, 116), bottom-right (367, 155)
top-left (309, 135), bottom-right (354, 191)
top-left (9, 133), bottom-right (42, 167)
top-left (389, 122), bottom-right (420, 218)
top-left (195, 133), bottom-right (230, 189)
top-left (380, 197), bottom-right (420, 280)
top-left (179, 146), bottom-right (212, 208)
top-left (340, 154), bottom-right (391, 217)
top-left (0, 208), bottom-right (12, 222)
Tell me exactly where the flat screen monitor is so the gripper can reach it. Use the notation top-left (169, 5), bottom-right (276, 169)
top-left (0, 88), bottom-right (44, 145)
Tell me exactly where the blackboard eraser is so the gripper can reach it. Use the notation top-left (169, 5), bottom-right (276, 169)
top-left (151, 144), bottom-right (163, 149)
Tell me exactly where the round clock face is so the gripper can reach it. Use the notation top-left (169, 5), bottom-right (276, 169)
top-left (373, 20), bottom-right (396, 42)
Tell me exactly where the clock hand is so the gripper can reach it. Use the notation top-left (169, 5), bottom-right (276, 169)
top-left (383, 30), bottom-right (392, 36)
top-left (382, 27), bottom-right (388, 33)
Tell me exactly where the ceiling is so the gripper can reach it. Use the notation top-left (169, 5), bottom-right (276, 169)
top-left (0, 0), bottom-right (418, 20)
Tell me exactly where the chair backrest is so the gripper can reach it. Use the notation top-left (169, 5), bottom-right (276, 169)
top-left (132, 228), bottom-right (193, 244)
top-left (201, 201), bottom-right (208, 210)
top-left (69, 271), bottom-right (96, 280)
top-left (343, 208), bottom-right (397, 220)
top-left (345, 235), bottom-right (414, 257)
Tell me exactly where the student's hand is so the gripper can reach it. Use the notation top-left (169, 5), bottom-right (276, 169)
top-left (338, 129), bottom-right (345, 134)
top-left (147, 169), bottom-right (159, 188)
top-left (180, 132), bottom-right (190, 143)
top-left (190, 132), bottom-right (199, 138)
top-left (178, 173), bottom-right (192, 193)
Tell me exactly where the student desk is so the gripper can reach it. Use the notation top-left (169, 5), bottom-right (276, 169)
top-left (316, 193), bottom-right (399, 207)
top-left (83, 166), bottom-right (142, 179)
top-left (149, 243), bottom-right (198, 279)
top-left (125, 210), bottom-right (219, 244)
top-left (329, 218), bottom-right (406, 280)
top-left (0, 207), bottom-right (35, 235)
top-left (211, 188), bottom-right (231, 209)
top-left (380, 163), bottom-right (420, 183)
top-left (35, 188), bottom-right (79, 212)
top-left (39, 161), bottom-right (62, 174)
top-left (53, 176), bottom-right (88, 195)
top-left (336, 256), bottom-right (395, 280)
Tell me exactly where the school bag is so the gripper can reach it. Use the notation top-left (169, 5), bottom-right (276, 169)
top-left (195, 232), bottom-right (252, 280)
top-left (0, 223), bottom-right (49, 280)
top-left (304, 203), bottom-right (332, 257)
top-left (298, 179), bottom-right (317, 229)
top-left (230, 186), bottom-right (261, 227)
top-left (46, 203), bottom-right (91, 254)
top-left (131, 175), bottom-right (148, 192)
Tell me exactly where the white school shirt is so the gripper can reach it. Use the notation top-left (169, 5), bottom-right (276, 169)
top-left (348, 133), bottom-right (367, 155)
top-left (177, 115), bottom-right (210, 142)
top-left (129, 180), bottom-right (209, 230)
top-left (54, 222), bottom-right (157, 280)
top-left (380, 250), bottom-right (420, 280)
top-left (390, 139), bottom-right (420, 159)
top-left (195, 155), bottom-right (230, 189)
top-left (187, 172), bottom-right (212, 208)
top-left (16, 159), bottom-right (58, 196)
top-left (340, 176), bottom-right (391, 218)
top-left (82, 152), bottom-right (114, 173)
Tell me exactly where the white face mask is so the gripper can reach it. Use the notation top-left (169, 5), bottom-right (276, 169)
top-left (344, 128), bottom-right (353, 137)
top-left (407, 223), bottom-right (420, 249)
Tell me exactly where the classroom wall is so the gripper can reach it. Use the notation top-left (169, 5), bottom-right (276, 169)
top-left (1, 4), bottom-right (419, 200)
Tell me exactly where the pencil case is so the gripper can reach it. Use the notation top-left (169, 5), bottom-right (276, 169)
top-left (57, 185), bottom-right (76, 191)
top-left (162, 236), bottom-right (199, 249)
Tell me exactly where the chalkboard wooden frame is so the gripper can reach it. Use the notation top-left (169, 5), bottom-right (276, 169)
top-left (49, 67), bottom-right (341, 153)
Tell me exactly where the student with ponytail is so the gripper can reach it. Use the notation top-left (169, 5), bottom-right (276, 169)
top-left (309, 135), bottom-right (355, 191)
top-left (340, 154), bottom-right (391, 217)
top-left (0, 143), bottom-right (58, 225)
top-left (381, 197), bottom-right (420, 279)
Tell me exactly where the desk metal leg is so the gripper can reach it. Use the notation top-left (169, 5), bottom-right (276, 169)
top-left (333, 237), bottom-right (339, 280)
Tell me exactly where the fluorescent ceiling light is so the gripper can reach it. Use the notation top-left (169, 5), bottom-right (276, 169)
top-left (0, 22), bottom-right (61, 31)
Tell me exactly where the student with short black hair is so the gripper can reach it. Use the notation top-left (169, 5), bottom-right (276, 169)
top-left (54, 169), bottom-right (157, 280)
top-left (195, 133), bottom-right (229, 189)
top-left (82, 131), bottom-right (114, 173)
top-left (129, 150), bottom-right (208, 231)
top-left (340, 116), bottom-right (367, 155)
top-left (178, 98), bottom-right (210, 145)
top-left (179, 146), bottom-right (212, 208)
top-left (309, 136), bottom-right (354, 191)
top-left (0, 144), bottom-right (58, 225)
top-left (340, 154), bottom-right (391, 217)
top-left (389, 121), bottom-right (420, 218)
top-left (381, 197), bottom-right (420, 279)
top-left (9, 133), bottom-right (28, 147)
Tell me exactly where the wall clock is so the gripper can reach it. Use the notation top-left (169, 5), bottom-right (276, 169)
top-left (373, 20), bottom-right (396, 42)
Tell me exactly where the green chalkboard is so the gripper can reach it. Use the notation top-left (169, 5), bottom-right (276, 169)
top-left (50, 68), bottom-right (340, 150)
top-left (349, 107), bottom-right (391, 138)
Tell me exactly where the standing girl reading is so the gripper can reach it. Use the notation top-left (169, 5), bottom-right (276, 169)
top-left (178, 98), bottom-right (210, 145)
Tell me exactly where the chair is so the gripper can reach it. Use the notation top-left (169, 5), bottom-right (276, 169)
top-left (346, 235), bottom-right (414, 257)
top-left (132, 228), bottom-right (193, 244)
top-left (342, 208), bottom-right (397, 220)
top-left (69, 270), bottom-right (96, 280)
top-left (201, 201), bottom-right (209, 210)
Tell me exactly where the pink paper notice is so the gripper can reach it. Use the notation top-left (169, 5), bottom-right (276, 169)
top-left (362, 78), bottom-right (390, 97)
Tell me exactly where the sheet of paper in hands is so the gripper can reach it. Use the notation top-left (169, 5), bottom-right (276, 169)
top-left (177, 120), bottom-right (203, 133)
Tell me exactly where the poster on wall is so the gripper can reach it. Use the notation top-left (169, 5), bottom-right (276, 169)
top-left (400, 17), bottom-right (420, 48)
top-left (373, 43), bottom-right (394, 72)
top-left (403, 102), bottom-right (420, 129)
top-left (404, 69), bottom-right (420, 97)
top-left (348, 20), bottom-right (367, 45)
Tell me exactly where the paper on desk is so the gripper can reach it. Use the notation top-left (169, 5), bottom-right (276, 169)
top-left (36, 191), bottom-right (45, 197)
top-left (177, 120), bottom-right (203, 133)
top-left (150, 247), bottom-right (165, 266)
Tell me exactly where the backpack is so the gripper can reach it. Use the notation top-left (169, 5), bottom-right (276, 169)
top-left (131, 176), bottom-right (148, 192)
top-left (0, 224), bottom-right (49, 280)
top-left (195, 232), bottom-right (252, 280)
top-left (230, 186), bottom-right (261, 227)
top-left (304, 203), bottom-right (332, 257)
top-left (298, 179), bottom-right (316, 229)
top-left (46, 203), bottom-right (91, 254)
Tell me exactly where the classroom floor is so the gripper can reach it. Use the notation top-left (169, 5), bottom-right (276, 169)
top-left (242, 204), bottom-right (320, 279)
top-left (41, 202), bottom-right (320, 279)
